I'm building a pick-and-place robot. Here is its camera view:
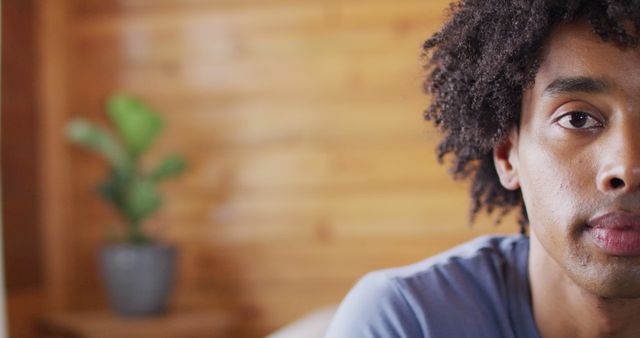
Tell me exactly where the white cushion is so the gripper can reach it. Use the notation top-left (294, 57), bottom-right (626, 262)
top-left (266, 305), bottom-right (337, 338)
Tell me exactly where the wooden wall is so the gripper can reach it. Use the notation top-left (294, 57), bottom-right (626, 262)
top-left (37, 0), bottom-right (519, 336)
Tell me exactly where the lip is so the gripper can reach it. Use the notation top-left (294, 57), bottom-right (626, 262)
top-left (586, 212), bottom-right (640, 256)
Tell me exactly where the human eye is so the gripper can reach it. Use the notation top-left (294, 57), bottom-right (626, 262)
top-left (556, 111), bottom-right (603, 129)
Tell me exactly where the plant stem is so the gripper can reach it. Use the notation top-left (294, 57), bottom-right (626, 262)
top-left (127, 221), bottom-right (149, 244)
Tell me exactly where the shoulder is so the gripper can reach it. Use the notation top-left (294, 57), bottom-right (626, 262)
top-left (325, 235), bottom-right (529, 338)
top-left (391, 234), bottom-right (528, 289)
top-left (324, 269), bottom-right (423, 338)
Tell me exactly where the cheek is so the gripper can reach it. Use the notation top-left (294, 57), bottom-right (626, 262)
top-left (518, 144), bottom-right (594, 234)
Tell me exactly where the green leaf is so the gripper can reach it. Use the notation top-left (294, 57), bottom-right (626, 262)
top-left (106, 94), bottom-right (164, 159)
top-left (66, 119), bottom-right (131, 173)
top-left (150, 154), bottom-right (186, 182)
top-left (124, 178), bottom-right (162, 225)
top-left (96, 169), bottom-right (128, 212)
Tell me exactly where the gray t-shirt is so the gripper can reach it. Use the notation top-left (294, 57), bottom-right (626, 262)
top-left (325, 235), bottom-right (540, 338)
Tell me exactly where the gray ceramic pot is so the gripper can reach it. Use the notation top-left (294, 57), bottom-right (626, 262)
top-left (100, 244), bottom-right (177, 317)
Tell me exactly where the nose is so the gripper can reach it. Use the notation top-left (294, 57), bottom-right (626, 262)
top-left (596, 124), bottom-right (640, 194)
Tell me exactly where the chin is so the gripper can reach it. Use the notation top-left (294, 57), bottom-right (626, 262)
top-left (568, 256), bottom-right (640, 299)
top-left (588, 282), bottom-right (640, 299)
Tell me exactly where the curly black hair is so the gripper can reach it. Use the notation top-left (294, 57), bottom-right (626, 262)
top-left (422, 0), bottom-right (640, 233)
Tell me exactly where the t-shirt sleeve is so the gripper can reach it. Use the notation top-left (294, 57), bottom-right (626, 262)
top-left (324, 271), bottom-right (423, 338)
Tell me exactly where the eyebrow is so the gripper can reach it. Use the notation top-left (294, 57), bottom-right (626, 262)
top-left (543, 76), bottom-right (611, 97)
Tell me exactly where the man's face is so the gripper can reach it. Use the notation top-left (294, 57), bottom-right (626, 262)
top-left (507, 21), bottom-right (640, 297)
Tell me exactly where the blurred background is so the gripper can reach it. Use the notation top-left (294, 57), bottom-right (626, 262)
top-left (2, 0), bottom-right (517, 337)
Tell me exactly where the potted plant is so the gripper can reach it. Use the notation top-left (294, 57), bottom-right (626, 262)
top-left (66, 93), bottom-right (186, 317)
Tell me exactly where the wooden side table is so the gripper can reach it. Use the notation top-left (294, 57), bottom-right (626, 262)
top-left (39, 310), bottom-right (235, 338)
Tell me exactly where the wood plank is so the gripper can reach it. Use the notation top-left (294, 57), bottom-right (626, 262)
top-left (153, 98), bottom-right (431, 148)
top-left (2, 0), bottom-right (42, 291)
top-left (219, 142), bottom-right (444, 187)
top-left (73, 2), bottom-right (327, 37)
top-left (336, 0), bottom-right (449, 27)
top-left (71, 20), bottom-right (435, 64)
top-left (169, 142), bottom-right (444, 192)
top-left (86, 56), bottom-right (423, 99)
top-left (37, 0), bottom-right (75, 312)
top-left (7, 288), bottom-right (44, 338)
top-left (164, 210), bottom-right (512, 246)
top-left (72, 0), bottom-right (449, 35)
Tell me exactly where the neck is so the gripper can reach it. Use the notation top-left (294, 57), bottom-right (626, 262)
top-left (529, 231), bottom-right (640, 338)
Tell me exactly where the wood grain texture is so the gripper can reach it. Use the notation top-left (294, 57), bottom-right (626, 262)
top-left (37, 0), bottom-right (75, 313)
top-left (2, 0), bottom-right (41, 291)
top-left (39, 0), bottom-right (520, 336)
